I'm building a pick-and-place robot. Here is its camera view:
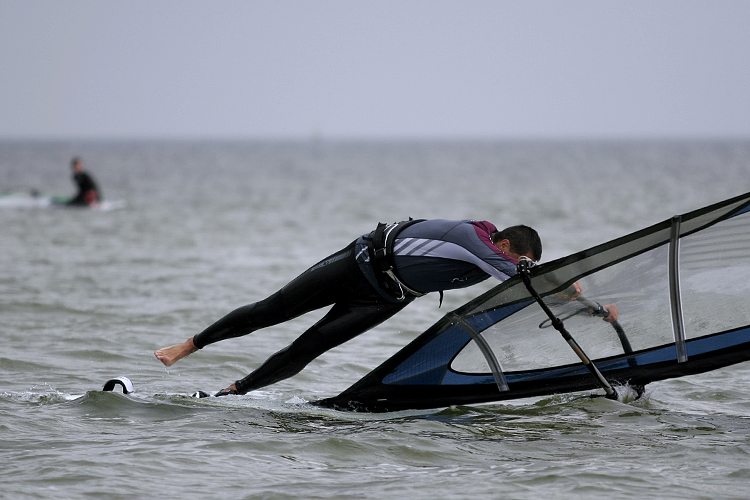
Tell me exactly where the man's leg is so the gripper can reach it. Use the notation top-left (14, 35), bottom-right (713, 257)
top-left (155, 242), bottom-right (358, 366)
top-left (232, 297), bottom-right (410, 394)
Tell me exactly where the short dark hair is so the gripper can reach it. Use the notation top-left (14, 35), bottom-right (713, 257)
top-left (491, 225), bottom-right (542, 261)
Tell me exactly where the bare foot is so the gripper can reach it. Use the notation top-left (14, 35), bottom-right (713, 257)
top-left (154, 337), bottom-right (197, 367)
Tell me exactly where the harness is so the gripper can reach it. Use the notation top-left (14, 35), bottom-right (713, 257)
top-left (366, 218), bottom-right (427, 302)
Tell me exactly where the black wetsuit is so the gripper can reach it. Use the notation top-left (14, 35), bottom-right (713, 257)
top-left (68, 171), bottom-right (101, 206)
top-left (194, 220), bottom-right (518, 394)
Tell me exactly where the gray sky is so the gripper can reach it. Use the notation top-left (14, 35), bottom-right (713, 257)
top-left (2, 1), bottom-right (749, 139)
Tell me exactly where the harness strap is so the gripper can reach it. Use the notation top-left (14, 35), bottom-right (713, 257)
top-left (367, 218), bottom-right (425, 302)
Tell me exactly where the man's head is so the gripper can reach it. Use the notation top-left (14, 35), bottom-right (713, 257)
top-left (491, 225), bottom-right (542, 263)
top-left (70, 157), bottom-right (82, 172)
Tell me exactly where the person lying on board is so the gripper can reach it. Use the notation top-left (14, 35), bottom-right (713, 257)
top-left (67, 156), bottom-right (102, 207)
top-left (154, 219), bottom-right (619, 396)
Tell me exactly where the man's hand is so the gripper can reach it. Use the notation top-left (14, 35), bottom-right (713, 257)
top-left (558, 281), bottom-right (582, 300)
top-left (601, 303), bottom-right (619, 323)
top-left (557, 281), bottom-right (620, 323)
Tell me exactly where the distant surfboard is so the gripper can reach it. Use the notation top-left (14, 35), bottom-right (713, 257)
top-left (0, 191), bottom-right (125, 211)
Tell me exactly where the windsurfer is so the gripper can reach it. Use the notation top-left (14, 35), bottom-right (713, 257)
top-left (67, 157), bottom-right (102, 207)
top-left (154, 219), bottom-right (618, 396)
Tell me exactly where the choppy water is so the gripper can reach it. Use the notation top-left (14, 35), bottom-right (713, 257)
top-left (1, 139), bottom-right (750, 499)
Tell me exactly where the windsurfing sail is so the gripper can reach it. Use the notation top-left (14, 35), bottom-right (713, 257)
top-left (315, 192), bottom-right (750, 412)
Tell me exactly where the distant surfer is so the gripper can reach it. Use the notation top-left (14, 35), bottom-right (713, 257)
top-left (67, 157), bottom-right (102, 207)
top-left (155, 220), bottom-right (619, 396)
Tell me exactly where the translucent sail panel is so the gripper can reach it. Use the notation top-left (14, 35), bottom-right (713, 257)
top-left (680, 211), bottom-right (750, 339)
top-left (452, 243), bottom-right (674, 373)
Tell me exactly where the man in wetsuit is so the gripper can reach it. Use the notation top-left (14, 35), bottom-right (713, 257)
top-left (67, 157), bottom-right (102, 206)
top-left (155, 220), bottom-right (613, 396)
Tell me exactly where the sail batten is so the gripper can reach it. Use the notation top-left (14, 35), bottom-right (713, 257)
top-left (669, 215), bottom-right (688, 363)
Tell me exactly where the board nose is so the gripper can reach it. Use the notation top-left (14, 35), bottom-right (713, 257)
top-left (102, 376), bottom-right (134, 394)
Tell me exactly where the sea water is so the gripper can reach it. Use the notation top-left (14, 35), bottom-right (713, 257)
top-left (1, 139), bottom-right (750, 499)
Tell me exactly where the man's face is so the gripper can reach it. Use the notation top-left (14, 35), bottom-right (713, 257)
top-left (495, 239), bottom-right (535, 264)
